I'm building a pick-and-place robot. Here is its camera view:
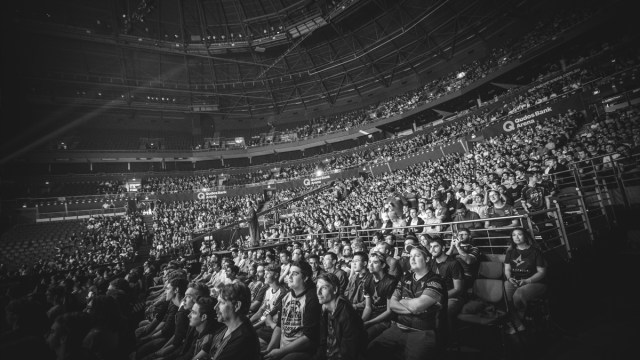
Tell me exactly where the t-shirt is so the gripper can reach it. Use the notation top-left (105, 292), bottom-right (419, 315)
top-left (521, 185), bottom-right (547, 212)
top-left (486, 203), bottom-right (518, 227)
top-left (393, 272), bottom-right (445, 331)
top-left (277, 286), bottom-right (321, 349)
top-left (346, 272), bottom-right (372, 312)
top-left (261, 286), bottom-right (286, 319)
top-left (364, 273), bottom-right (398, 318)
top-left (428, 257), bottom-right (464, 300)
top-left (504, 246), bottom-right (547, 281)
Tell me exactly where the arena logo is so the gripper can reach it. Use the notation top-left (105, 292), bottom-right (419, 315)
top-left (197, 190), bottom-right (227, 199)
top-left (303, 175), bottom-right (331, 186)
top-left (502, 106), bottom-right (553, 133)
top-left (503, 120), bottom-right (516, 132)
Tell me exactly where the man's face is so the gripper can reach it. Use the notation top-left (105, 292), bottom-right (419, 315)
top-left (409, 248), bottom-right (428, 271)
top-left (215, 296), bottom-right (235, 324)
top-left (316, 278), bottom-right (337, 305)
top-left (428, 241), bottom-right (444, 258)
top-left (288, 265), bottom-right (306, 291)
top-left (342, 246), bottom-right (352, 258)
top-left (280, 253), bottom-right (290, 264)
top-left (256, 266), bottom-right (265, 281)
top-left (184, 287), bottom-right (199, 310)
top-left (375, 243), bottom-right (388, 255)
top-left (458, 231), bottom-right (470, 243)
top-left (264, 270), bottom-right (276, 284)
top-left (292, 249), bottom-right (303, 262)
top-left (165, 284), bottom-right (175, 301)
top-left (368, 255), bottom-right (385, 273)
top-left (455, 208), bottom-right (466, 217)
top-left (384, 235), bottom-right (395, 246)
top-left (309, 257), bottom-right (320, 271)
top-left (322, 254), bottom-right (335, 270)
top-left (410, 209), bottom-right (418, 219)
top-left (351, 255), bottom-right (367, 273)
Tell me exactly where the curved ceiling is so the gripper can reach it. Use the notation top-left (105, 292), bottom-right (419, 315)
top-left (4, 0), bottom-right (563, 120)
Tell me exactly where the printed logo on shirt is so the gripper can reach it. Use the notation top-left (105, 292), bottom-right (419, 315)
top-left (281, 298), bottom-right (303, 339)
top-left (513, 255), bottom-right (525, 267)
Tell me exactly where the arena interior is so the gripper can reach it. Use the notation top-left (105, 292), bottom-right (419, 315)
top-left (1, 0), bottom-right (640, 359)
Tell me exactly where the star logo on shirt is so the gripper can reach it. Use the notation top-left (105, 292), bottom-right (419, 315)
top-left (513, 255), bottom-right (525, 267)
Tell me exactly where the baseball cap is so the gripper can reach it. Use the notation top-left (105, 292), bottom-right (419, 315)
top-left (405, 244), bottom-right (430, 258)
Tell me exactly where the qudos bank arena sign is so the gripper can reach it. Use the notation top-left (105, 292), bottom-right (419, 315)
top-left (482, 94), bottom-right (581, 139)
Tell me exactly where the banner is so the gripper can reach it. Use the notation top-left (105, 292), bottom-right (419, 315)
top-left (152, 167), bottom-right (362, 203)
top-left (481, 93), bottom-right (583, 139)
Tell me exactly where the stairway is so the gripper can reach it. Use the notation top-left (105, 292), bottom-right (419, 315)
top-left (130, 214), bottom-right (154, 269)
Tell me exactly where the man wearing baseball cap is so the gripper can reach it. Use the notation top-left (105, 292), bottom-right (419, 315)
top-left (367, 243), bottom-right (447, 360)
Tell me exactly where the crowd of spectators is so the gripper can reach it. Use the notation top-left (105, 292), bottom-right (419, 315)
top-left (150, 194), bottom-right (263, 258)
top-left (135, 35), bottom-right (638, 194)
top-left (369, 8), bottom-right (597, 121)
top-left (2, 6), bottom-right (639, 359)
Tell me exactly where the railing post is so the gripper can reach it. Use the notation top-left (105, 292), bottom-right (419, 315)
top-left (574, 188), bottom-right (595, 246)
top-left (612, 156), bottom-right (631, 208)
top-left (571, 167), bottom-right (583, 189)
top-left (553, 200), bottom-right (572, 260)
top-left (594, 178), bottom-right (615, 228)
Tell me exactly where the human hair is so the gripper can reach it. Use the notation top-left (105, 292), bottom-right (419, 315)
top-left (290, 260), bottom-right (313, 282)
top-left (170, 278), bottom-right (190, 298)
top-left (264, 263), bottom-right (281, 275)
top-left (352, 251), bottom-right (368, 263)
top-left (369, 251), bottom-right (389, 271)
top-left (376, 241), bottom-right (393, 256)
top-left (427, 236), bottom-right (446, 249)
top-left (189, 281), bottom-right (211, 299)
top-left (195, 296), bottom-right (217, 321)
top-left (219, 282), bottom-right (251, 317)
top-left (307, 253), bottom-right (320, 262)
top-left (508, 227), bottom-right (535, 250)
top-left (324, 251), bottom-right (338, 262)
top-left (279, 249), bottom-right (291, 258)
top-left (316, 273), bottom-right (340, 295)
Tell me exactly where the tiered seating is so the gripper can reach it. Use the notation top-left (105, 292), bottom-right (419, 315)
top-left (0, 220), bottom-right (86, 268)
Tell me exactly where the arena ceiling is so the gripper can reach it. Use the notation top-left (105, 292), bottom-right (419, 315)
top-left (5, 0), bottom-right (557, 119)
